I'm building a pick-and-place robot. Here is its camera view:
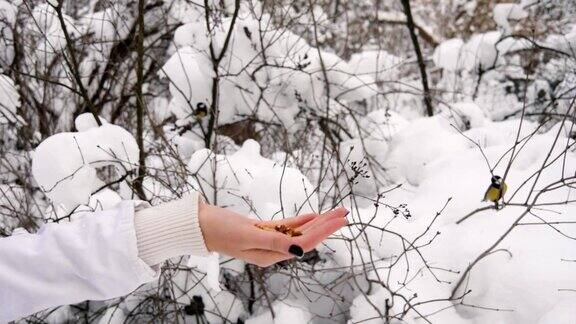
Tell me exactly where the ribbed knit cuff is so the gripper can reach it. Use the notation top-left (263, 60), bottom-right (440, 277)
top-left (134, 191), bottom-right (209, 266)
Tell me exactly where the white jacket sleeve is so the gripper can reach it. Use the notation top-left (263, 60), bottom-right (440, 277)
top-left (0, 192), bottom-right (208, 323)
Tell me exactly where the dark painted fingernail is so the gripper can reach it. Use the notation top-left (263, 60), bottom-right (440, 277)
top-left (289, 245), bottom-right (304, 257)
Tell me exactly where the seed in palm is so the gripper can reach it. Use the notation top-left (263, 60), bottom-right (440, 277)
top-left (255, 224), bottom-right (302, 237)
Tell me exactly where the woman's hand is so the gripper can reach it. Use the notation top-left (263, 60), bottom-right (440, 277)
top-left (198, 202), bottom-right (348, 267)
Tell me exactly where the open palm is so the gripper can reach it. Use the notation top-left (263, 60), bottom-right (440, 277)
top-left (198, 203), bottom-right (349, 267)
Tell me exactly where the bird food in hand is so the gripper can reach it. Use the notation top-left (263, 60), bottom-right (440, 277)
top-left (255, 224), bottom-right (302, 237)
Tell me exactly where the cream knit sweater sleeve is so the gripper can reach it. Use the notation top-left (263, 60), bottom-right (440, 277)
top-left (134, 191), bottom-right (210, 266)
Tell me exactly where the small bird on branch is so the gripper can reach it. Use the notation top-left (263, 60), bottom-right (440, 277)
top-left (194, 102), bottom-right (208, 119)
top-left (483, 175), bottom-right (507, 209)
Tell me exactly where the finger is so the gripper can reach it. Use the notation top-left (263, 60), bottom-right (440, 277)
top-left (295, 217), bottom-right (348, 251)
top-left (248, 228), bottom-right (302, 256)
top-left (322, 207), bottom-right (349, 219)
top-left (239, 249), bottom-right (292, 267)
top-left (256, 213), bottom-right (318, 228)
top-left (297, 207), bottom-right (349, 232)
top-left (247, 209), bottom-right (349, 256)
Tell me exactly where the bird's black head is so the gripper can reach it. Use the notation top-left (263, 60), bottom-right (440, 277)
top-left (491, 175), bottom-right (502, 185)
top-left (194, 102), bottom-right (208, 118)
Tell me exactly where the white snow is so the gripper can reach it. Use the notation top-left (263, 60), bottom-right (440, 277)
top-left (74, 114), bottom-right (108, 131)
top-left (206, 291), bottom-right (245, 323)
top-left (536, 298), bottom-right (576, 323)
top-left (246, 300), bottom-right (311, 324)
top-left (433, 32), bottom-right (504, 72)
top-left (348, 50), bottom-right (402, 81)
top-left (161, 10), bottom-right (381, 129)
top-left (160, 46), bottom-right (212, 121)
top-left (0, 1), bottom-right (17, 65)
top-left (546, 25), bottom-right (576, 55)
top-left (493, 3), bottom-right (528, 33)
top-left (447, 101), bottom-right (489, 130)
top-left (173, 21), bottom-right (210, 50)
top-left (97, 307), bottom-right (125, 324)
top-left (0, 74), bottom-right (20, 124)
top-left (187, 252), bottom-right (221, 292)
top-left (433, 38), bottom-right (465, 71)
top-left (383, 115), bottom-right (470, 185)
top-left (346, 117), bottom-right (576, 323)
top-left (461, 31), bottom-right (502, 71)
top-left (187, 139), bottom-right (319, 218)
top-left (74, 189), bottom-right (123, 216)
top-left (0, 1), bottom-right (17, 26)
top-left (320, 51), bottom-right (378, 102)
top-left (6, 1), bottom-right (576, 323)
top-left (348, 288), bottom-right (394, 324)
top-left (32, 4), bottom-right (77, 57)
top-left (79, 5), bottom-right (133, 53)
top-left (32, 114), bottom-right (139, 210)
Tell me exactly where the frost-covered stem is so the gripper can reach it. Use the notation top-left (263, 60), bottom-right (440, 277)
top-left (522, 98), bottom-right (574, 204)
top-left (472, 67), bottom-right (486, 100)
top-left (400, 0), bottom-right (433, 117)
top-left (206, 74), bottom-right (220, 151)
top-left (499, 70), bottom-right (531, 198)
top-left (246, 264), bottom-right (256, 314)
top-left (309, 0), bottom-right (341, 207)
top-left (255, 267), bottom-right (275, 318)
top-left (333, 99), bottom-right (389, 191)
top-left (203, 0), bottom-right (240, 204)
top-left (133, 0), bottom-right (147, 200)
top-left (9, 16), bottom-right (50, 138)
top-left (208, 74), bottom-right (220, 205)
top-left (51, 0), bottom-right (102, 126)
top-left (204, 0), bottom-right (241, 149)
top-left (332, 0), bottom-right (340, 21)
top-left (455, 205), bottom-right (496, 224)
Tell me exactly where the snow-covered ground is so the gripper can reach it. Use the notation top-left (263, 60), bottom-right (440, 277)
top-left (25, 108), bottom-right (576, 323)
top-left (1, 0), bottom-right (576, 322)
top-left (344, 113), bottom-right (576, 324)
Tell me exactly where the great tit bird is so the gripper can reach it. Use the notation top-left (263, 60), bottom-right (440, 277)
top-left (483, 175), bottom-right (507, 208)
top-left (194, 102), bottom-right (208, 118)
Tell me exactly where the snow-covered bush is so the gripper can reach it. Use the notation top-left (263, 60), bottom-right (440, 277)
top-left (1, 0), bottom-right (576, 323)
top-left (31, 114), bottom-right (138, 211)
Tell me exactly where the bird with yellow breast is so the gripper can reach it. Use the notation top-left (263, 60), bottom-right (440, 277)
top-left (483, 175), bottom-right (507, 209)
